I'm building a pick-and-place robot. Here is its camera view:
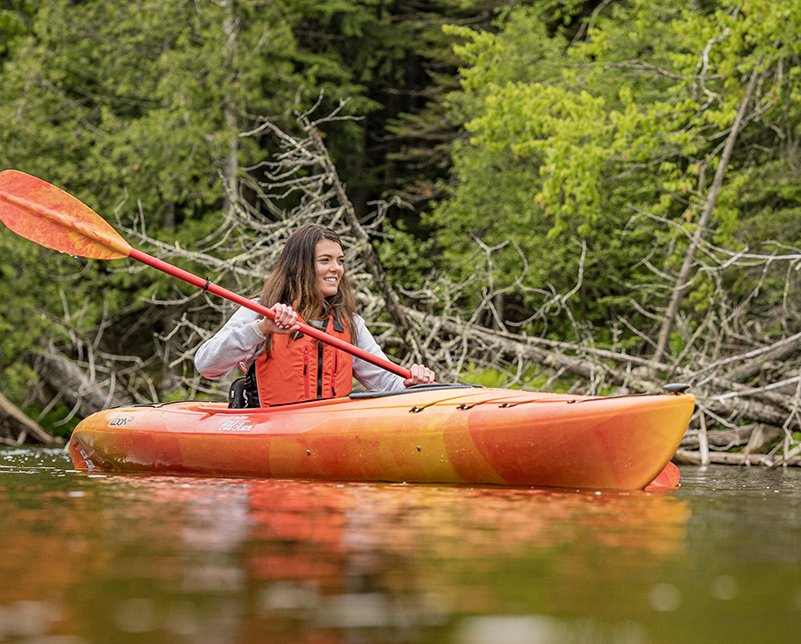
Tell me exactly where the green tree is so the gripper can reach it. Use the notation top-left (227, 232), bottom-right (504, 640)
top-left (426, 0), bottom-right (801, 354)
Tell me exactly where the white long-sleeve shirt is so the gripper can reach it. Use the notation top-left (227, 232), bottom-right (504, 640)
top-left (194, 303), bottom-right (407, 393)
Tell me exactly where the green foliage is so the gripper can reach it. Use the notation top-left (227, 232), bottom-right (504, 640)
top-left (0, 0), bottom-right (310, 218)
top-left (376, 220), bottom-right (436, 292)
top-left (425, 0), bottom-right (801, 348)
top-left (461, 363), bottom-right (577, 393)
top-left (461, 366), bottom-right (509, 388)
top-left (4, 0), bottom-right (801, 431)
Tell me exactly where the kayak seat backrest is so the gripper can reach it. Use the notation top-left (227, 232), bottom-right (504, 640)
top-left (228, 378), bottom-right (248, 408)
top-left (228, 366), bottom-right (263, 408)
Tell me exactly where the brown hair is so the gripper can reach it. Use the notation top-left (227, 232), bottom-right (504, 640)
top-left (259, 224), bottom-right (358, 356)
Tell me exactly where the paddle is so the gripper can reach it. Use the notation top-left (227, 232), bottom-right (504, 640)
top-left (0, 169), bottom-right (412, 379)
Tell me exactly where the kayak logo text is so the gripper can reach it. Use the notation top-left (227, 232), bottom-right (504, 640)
top-left (218, 420), bottom-right (253, 433)
top-left (110, 416), bottom-right (134, 427)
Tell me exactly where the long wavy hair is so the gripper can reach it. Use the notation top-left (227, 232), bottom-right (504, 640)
top-left (259, 224), bottom-right (358, 357)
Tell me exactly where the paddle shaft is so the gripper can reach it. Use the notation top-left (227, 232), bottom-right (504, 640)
top-left (129, 249), bottom-right (412, 379)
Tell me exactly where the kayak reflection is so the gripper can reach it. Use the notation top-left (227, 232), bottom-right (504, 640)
top-left (0, 465), bottom-right (691, 644)
top-left (173, 478), bottom-right (691, 642)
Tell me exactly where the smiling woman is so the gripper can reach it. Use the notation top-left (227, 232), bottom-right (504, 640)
top-left (194, 224), bottom-right (435, 407)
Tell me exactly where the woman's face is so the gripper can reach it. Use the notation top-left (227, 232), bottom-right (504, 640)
top-left (314, 239), bottom-right (345, 298)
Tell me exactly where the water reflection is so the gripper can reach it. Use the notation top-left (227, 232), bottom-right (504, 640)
top-left (3, 449), bottom-right (801, 643)
top-left (0, 448), bottom-right (693, 644)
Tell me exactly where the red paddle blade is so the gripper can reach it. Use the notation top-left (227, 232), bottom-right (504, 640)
top-left (0, 170), bottom-right (131, 260)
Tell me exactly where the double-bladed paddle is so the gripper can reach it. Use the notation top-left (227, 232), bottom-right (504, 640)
top-left (0, 169), bottom-right (412, 379)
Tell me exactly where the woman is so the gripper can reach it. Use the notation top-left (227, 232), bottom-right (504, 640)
top-left (195, 224), bottom-right (435, 406)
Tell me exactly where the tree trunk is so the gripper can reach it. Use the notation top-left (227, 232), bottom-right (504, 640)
top-left (302, 115), bottom-right (434, 366)
top-left (654, 62), bottom-right (761, 361)
top-left (221, 0), bottom-right (239, 219)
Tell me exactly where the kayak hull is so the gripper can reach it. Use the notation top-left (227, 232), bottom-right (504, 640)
top-left (68, 386), bottom-right (694, 489)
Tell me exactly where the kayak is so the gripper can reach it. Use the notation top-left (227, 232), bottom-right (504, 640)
top-left (68, 383), bottom-right (693, 489)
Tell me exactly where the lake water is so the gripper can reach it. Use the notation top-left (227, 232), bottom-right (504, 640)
top-left (1, 447), bottom-right (800, 644)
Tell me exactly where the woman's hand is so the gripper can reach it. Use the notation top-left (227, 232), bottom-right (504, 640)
top-left (257, 303), bottom-right (300, 336)
top-left (403, 363), bottom-right (436, 387)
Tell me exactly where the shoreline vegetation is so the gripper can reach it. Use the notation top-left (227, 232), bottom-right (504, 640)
top-left (2, 1), bottom-right (801, 469)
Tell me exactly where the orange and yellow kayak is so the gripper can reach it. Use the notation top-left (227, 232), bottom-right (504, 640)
top-left (68, 384), bottom-right (694, 490)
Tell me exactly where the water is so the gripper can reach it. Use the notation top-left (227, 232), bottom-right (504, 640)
top-left (1, 448), bottom-right (800, 644)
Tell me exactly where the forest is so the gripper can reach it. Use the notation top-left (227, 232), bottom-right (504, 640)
top-left (1, 0), bottom-right (801, 468)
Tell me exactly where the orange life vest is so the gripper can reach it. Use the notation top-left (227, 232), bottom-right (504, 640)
top-left (253, 313), bottom-right (353, 406)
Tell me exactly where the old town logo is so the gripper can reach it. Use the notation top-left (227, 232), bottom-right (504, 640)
top-left (218, 420), bottom-right (253, 433)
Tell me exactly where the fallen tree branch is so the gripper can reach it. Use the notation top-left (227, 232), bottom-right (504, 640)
top-left (39, 344), bottom-right (133, 420)
top-left (673, 449), bottom-right (801, 467)
top-left (0, 391), bottom-right (62, 445)
top-left (396, 306), bottom-right (801, 434)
